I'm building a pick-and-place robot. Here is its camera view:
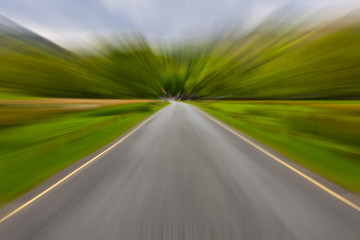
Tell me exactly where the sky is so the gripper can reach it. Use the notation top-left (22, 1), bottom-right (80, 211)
top-left (0, 0), bottom-right (359, 48)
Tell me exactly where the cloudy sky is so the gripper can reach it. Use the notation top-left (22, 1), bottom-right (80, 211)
top-left (0, 0), bottom-right (359, 47)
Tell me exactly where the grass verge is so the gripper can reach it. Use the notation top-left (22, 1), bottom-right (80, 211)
top-left (0, 101), bottom-right (167, 205)
top-left (193, 101), bottom-right (360, 194)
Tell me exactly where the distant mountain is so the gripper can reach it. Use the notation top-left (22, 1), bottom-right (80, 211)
top-left (0, 14), bottom-right (75, 59)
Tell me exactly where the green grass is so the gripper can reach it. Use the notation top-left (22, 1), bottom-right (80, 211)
top-left (0, 91), bottom-right (38, 100)
top-left (0, 102), bottom-right (167, 205)
top-left (194, 101), bottom-right (360, 194)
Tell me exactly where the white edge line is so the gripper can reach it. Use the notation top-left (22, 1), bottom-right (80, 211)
top-left (0, 106), bottom-right (167, 224)
top-left (197, 107), bottom-right (360, 212)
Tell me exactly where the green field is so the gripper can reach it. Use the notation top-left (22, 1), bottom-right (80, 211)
top-left (194, 101), bottom-right (360, 194)
top-left (0, 102), bottom-right (167, 205)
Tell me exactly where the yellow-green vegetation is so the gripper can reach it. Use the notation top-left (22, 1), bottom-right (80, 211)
top-left (0, 91), bottom-right (37, 100)
top-left (1, 15), bottom-right (360, 100)
top-left (0, 102), bottom-right (167, 205)
top-left (194, 101), bottom-right (360, 193)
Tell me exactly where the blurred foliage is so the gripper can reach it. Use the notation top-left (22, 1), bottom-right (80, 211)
top-left (195, 101), bottom-right (360, 193)
top-left (1, 14), bottom-right (360, 99)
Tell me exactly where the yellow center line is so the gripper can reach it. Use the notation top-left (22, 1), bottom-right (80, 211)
top-left (0, 107), bottom-right (166, 224)
top-left (199, 108), bottom-right (360, 212)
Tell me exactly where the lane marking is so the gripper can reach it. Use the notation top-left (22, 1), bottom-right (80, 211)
top-left (0, 107), bottom-right (167, 224)
top-left (198, 108), bottom-right (360, 212)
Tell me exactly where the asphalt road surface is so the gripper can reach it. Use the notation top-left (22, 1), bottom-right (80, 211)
top-left (0, 102), bottom-right (359, 239)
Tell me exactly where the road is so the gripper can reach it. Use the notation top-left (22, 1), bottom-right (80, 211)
top-left (0, 102), bottom-right (359, 239)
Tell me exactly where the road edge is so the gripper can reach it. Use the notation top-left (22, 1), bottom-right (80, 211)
top-left (191, 104), bottom-right (360, 212)
top-left (0, 104), bottom-right (170, 224)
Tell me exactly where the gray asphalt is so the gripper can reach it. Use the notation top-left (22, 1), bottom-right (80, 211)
top-left (0, 102), bottom-right (359, 240)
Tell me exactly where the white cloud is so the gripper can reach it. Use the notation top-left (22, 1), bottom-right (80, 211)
top-left (1, 0), bottom-right (359, 47)
top-left (99, 0), bottom-right (360, 40)
top-left (99, 0), bottom-right (253, 39)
